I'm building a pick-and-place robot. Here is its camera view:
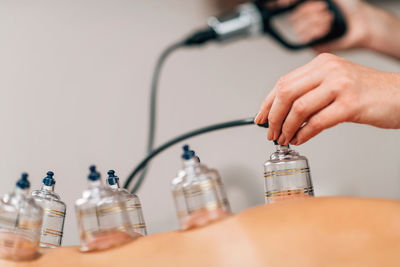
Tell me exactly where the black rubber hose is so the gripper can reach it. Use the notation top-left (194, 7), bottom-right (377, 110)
top-left (124, 118), bottom-right (268, 193)
top-left (137, 42), bottom-right (185, 188)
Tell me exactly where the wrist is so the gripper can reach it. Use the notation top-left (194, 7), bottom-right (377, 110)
top-left (361, 4), bottom-right (398, 52)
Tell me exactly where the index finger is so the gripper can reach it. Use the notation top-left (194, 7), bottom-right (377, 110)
top-left (267, 58), bottom-right (327, 141)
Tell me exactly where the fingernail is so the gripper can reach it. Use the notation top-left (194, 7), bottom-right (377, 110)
top-left (254, 113), bottom-right (261, 123)
top-left (268, 129), bottom-right (275, 141)
top-left (290, 138), bottom-right (298, 145)
top-left (273, 131), bottom-right (279, 141)
top-left (278, 135), bottom-right (285, 145)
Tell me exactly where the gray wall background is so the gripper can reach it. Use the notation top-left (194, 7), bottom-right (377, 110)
top-left (0, 0), bottom-right (399, 246)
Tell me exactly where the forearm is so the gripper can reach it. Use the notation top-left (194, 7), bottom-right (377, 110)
top-left (363, 3), bottom-right (400, 60)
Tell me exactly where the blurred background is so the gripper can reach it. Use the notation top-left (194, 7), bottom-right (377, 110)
top-left (0, 0), bottom-right (399, 246)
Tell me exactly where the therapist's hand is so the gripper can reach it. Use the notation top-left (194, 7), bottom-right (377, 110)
top-left (289, 0), bottom-right (400, 59)
top-left (254, 53), bottom-right (400, 145)
top-left (289, 0), bottom-right (370, 53)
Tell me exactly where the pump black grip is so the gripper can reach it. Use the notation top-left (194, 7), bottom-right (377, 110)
top-left (261, 0), bottom-right (347, 50)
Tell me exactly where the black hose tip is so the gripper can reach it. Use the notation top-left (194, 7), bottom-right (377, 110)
top-left (256, 122), bottom-right (269, 128)
top-left (183, 28), bottom-right (218, 46)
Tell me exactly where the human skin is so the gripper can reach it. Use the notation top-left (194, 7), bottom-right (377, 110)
top-left (289, 0), bottom-right (400, 59)
top-left (254, 1), bottom-right (400, 145)
top-left (2, 197), bottom-right (400, 267)
top-left (0, 233), bottom-right (38, 261)
top-left (254, 53), bottom-right (400, 145)
top-left (181, 208), bottom-right (230, 230)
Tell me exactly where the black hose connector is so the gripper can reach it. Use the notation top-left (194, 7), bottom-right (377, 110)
top-left (183, 28), bottom-right (218, 46)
